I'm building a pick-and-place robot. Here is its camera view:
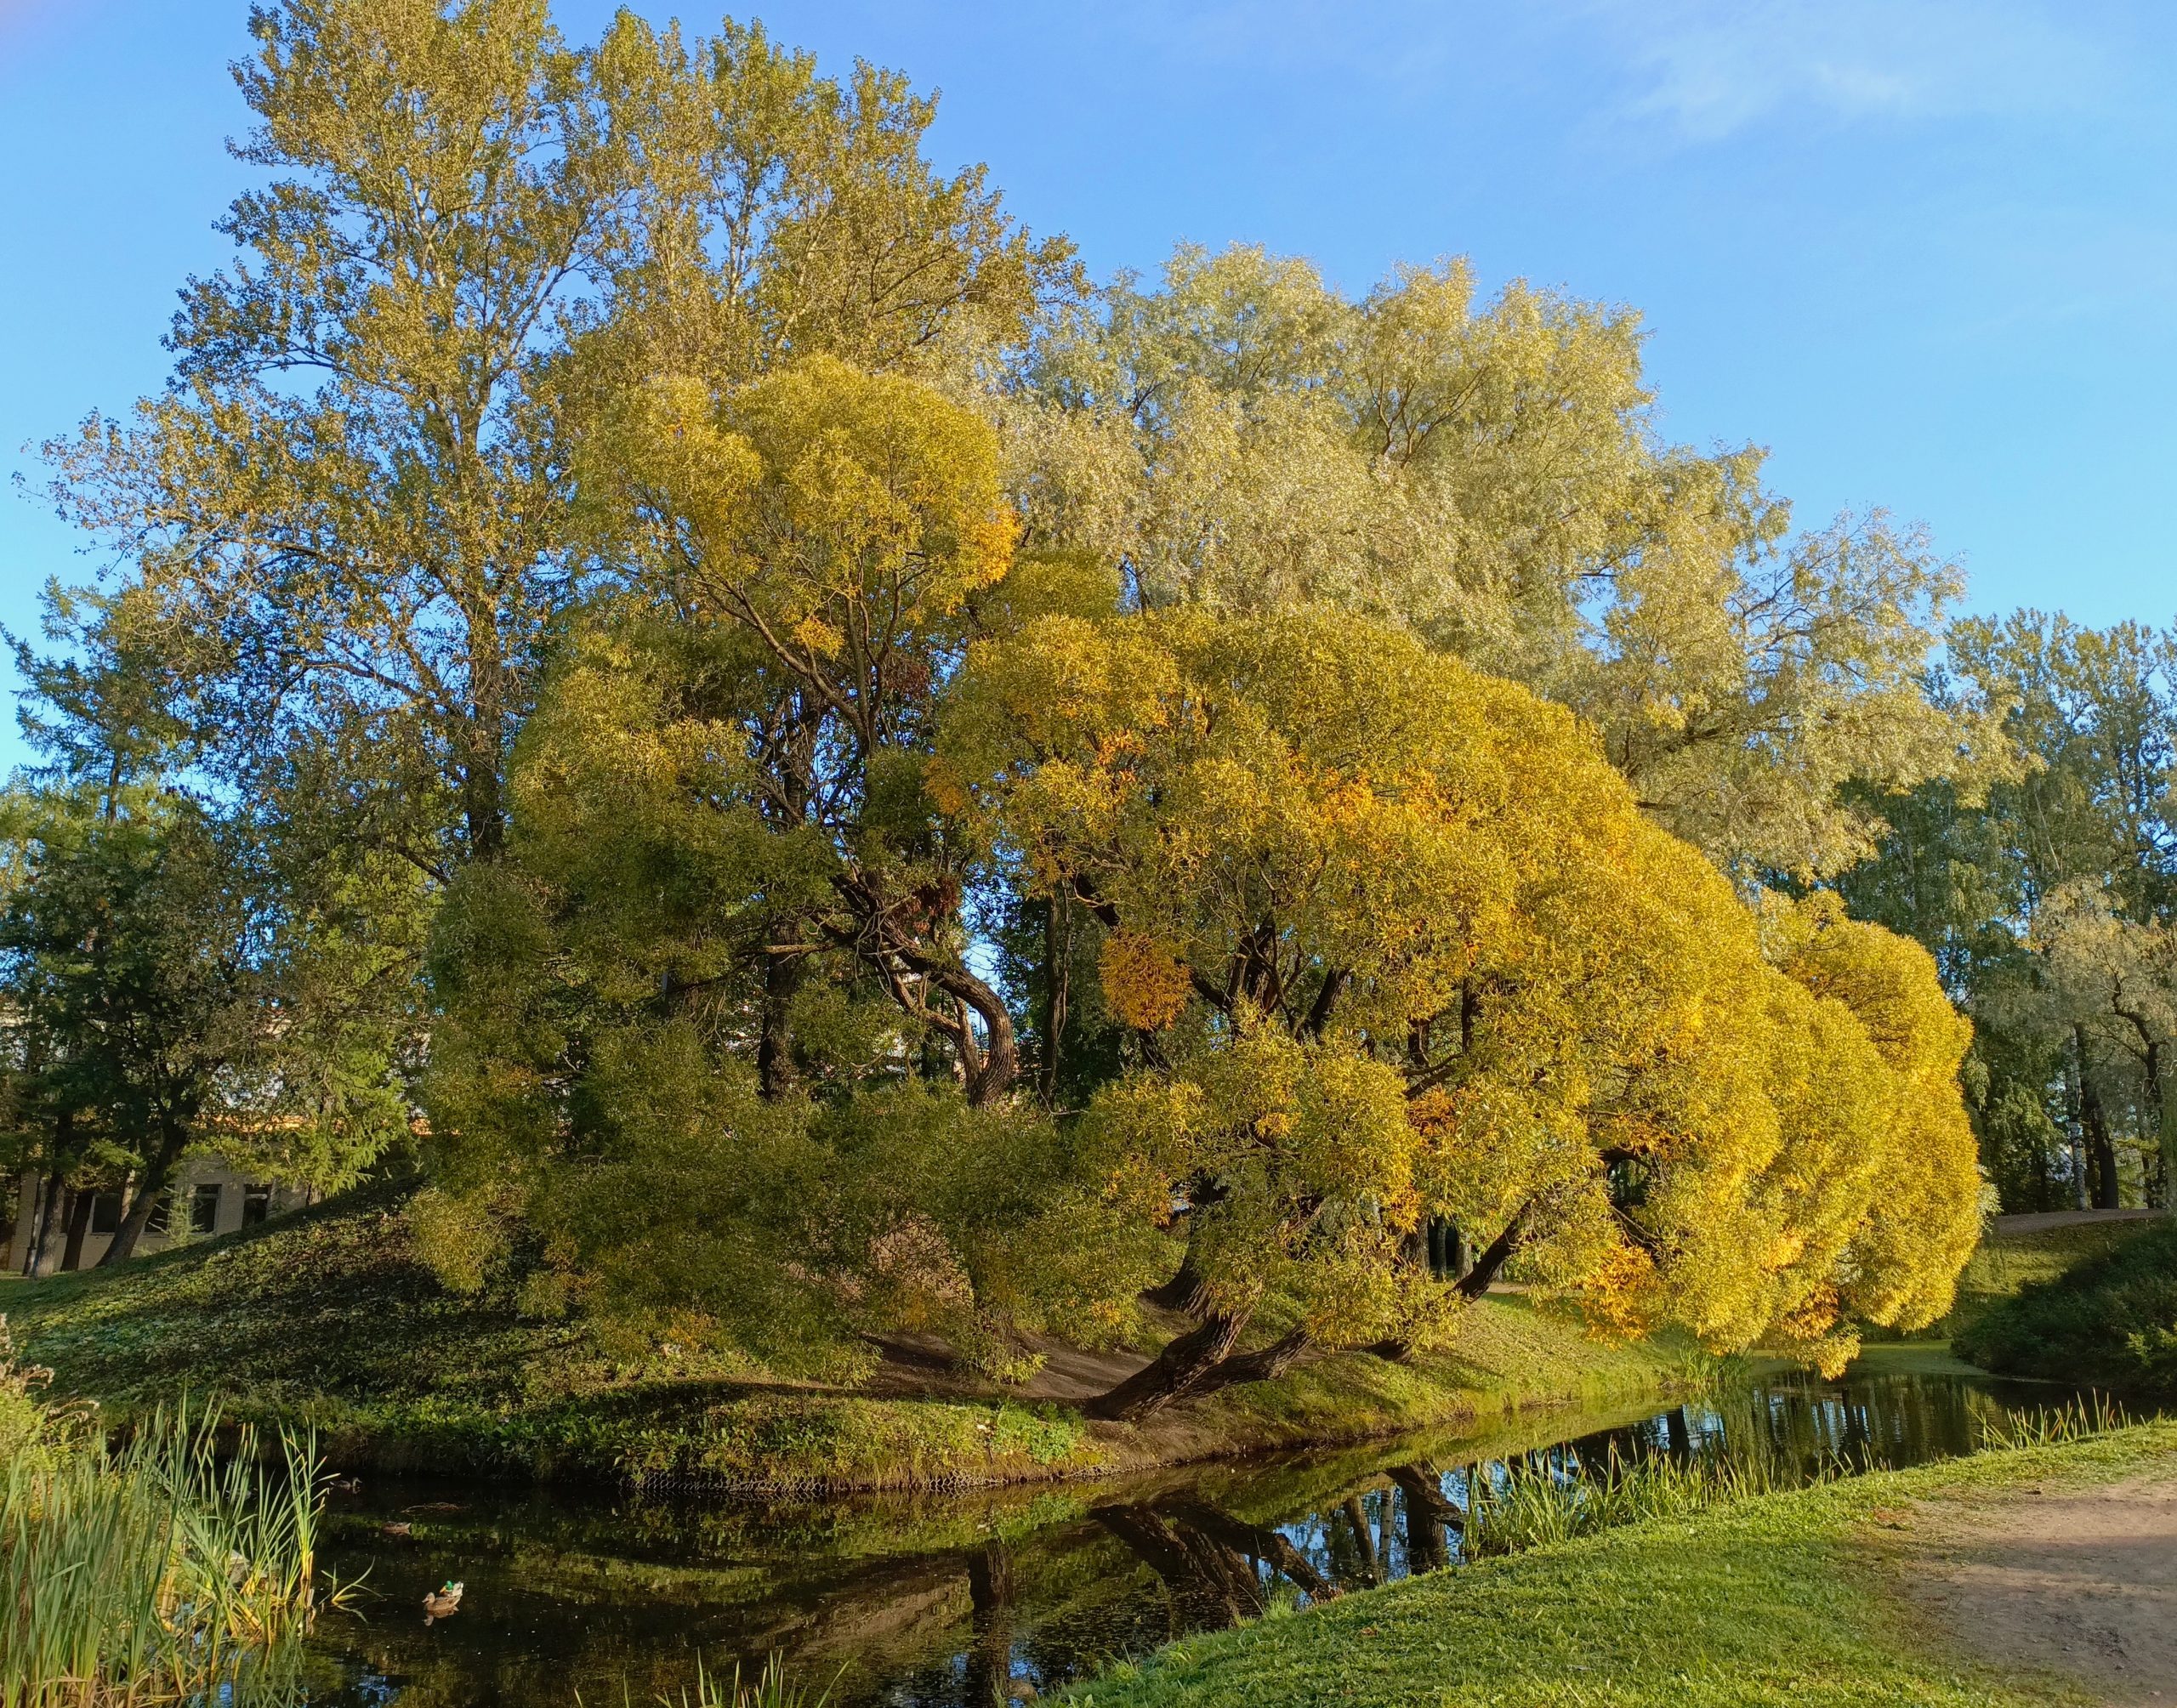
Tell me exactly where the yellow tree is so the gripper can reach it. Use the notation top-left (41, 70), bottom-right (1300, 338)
top-left (1009, 242), bottom-right (2005, 880)
top-left (577, 355), bottom-right (1032, 1101)
top-left (940, 605), bottom-right (1979, 1416)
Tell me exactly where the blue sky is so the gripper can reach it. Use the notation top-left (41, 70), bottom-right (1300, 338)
top-left (3, 1), bottom-right (2174, 770)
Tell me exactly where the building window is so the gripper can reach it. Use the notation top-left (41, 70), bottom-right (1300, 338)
top-left (190, 1183), bottom-right (222, 1236)
top-left (145, 1190), bottom-right (171, 1235)
top-left (242, 1184), bottom-right (272, 1227)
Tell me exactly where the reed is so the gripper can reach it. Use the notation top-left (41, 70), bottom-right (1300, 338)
top-left (618, 1654), bottom-right (833, 1708)
top-left (0, 1319), bottom-right (342, 1708)
top-left (1973, 1390), bottom-right (2133, 1451)
top-left (691, 1656), bottom-right (832, 1708)
top-left (1464, 1439), bottom-right (1837, 1558)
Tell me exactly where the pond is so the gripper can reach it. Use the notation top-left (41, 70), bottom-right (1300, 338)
top-left (299, 1350), bottom-right (2083, 1706)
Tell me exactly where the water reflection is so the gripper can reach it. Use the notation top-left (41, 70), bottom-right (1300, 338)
top-left (301, 1353), bottom-right (2095, 1707)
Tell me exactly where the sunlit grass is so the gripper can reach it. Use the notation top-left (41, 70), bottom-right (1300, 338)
top-left (1062, 1419), bottom-right (2177, 1707)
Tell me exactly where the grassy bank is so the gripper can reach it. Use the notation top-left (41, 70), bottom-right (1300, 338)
top-left (1938, 1213), bottom-right (2160, 1341)
top-left (1958, 1217), bottom-right (2177, 1399)
top-left (1061, 1417), bottom-right (2177, 1707)
top-left (2, 1188), bottom-right (1691, 1493)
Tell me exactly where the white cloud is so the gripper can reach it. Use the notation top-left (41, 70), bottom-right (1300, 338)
top-left (1577, 0), bottom-right (2115, 139)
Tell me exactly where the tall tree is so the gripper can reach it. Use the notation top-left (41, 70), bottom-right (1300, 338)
top-left (1007, 243), bottom-right (2004, 881)
top-left (46, 0), bottom-right (1075, 882)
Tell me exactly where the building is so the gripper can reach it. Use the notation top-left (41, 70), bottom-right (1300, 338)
top-left (3, 1161), bottom-right (315, 1275)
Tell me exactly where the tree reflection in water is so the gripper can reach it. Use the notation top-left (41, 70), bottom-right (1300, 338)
top-left (301, 1363), bottom-right (2102, 1708)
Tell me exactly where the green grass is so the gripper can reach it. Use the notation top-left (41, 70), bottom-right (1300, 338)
top-left (1957, 1217), bottom-right (2177, 1399)
top-left (1060, 1420), bottom-right (2177, 1707)
top-left (3, 1186), bottom-right (1690, 1492)
top-left (1939, 1216), bottom-right (2157, 1341)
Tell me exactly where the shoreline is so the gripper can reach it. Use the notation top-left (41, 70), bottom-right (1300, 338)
top-left (4, 1189), bottom-right (1698, 1498)
top-left (1058, 1418), bottom-right (2177, 1706)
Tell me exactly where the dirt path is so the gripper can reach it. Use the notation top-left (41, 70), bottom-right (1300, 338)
top-left (1992, 1209), bottom-right (2163, 1236)
top-left (1900, 1473), bottom-right (2177, 1704)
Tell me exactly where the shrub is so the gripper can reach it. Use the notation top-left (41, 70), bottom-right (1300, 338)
top-left (1956, 1218), bottom-right (2177, 1398)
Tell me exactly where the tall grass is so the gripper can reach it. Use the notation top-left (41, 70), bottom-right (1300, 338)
top-left (665, 1654), bottom-right (835, 1708)
top-left (0, 1319), bottom-right (341, 1707)
top-left (1464, 1440), bottom-right (1839, 1558)
top-left (1461, 1390), bottom-right (2144, 1560)
top-left (578, 1654), bottom-right (837, 1708)
top-left (1973, 1391), bottom-right (2133, 1451)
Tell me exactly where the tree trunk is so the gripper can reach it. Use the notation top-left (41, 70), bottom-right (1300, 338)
top-left (1039, 896), bottom-right (1071, 1108)
top-left (2143, 1036), bottom-right (2172, 1214)
top-left (757, 949), bottom-right (804, 1100)
top-left (2076, 1025), bottom-right (2121, 1209)
top-left (1086, 1312), bottom-right (1248, 1421)
top-left (58, 1189), bottom-right (94, 1274)
top-left (99, 1122), bottom-right (187, 1267)
top-left (1455, 1200), bottom-right (1535, 1299)
top-left (1141, 1246), bottom-right (1209, 1312)
top-left (26, 1170), bottom-right (62, 1278)
top-left (1190, 1328), bottom-right (1314, 1395)
top-left (2062, 1032), bottom-right (2093, 1210)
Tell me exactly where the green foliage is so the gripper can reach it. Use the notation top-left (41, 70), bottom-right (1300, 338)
top-left (1014, 241), bottom-right (2004, 882)
top-left (1957, 1217), bottom-right (2177, 1398)
top-left (1844, 615), bottom-right (2177, 1215)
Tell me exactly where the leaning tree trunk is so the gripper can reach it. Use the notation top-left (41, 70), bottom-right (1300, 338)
top-left (99, 1122), bottom-right (187, 1268)
top-left (1086, 1313), bottom-right (1249, 1421)
top-left (1367, 1205), bottom-right (1530, 1364)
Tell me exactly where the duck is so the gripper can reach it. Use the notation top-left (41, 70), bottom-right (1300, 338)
top-left (422, 1581), bottom-right (464, 1625)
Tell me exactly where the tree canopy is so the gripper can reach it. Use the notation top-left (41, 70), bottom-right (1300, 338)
top-left (8, 0), bottom-right (2023, 1409)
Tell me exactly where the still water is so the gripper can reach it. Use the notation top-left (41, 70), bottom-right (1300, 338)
top-left (302, 1351), bottom-right (2078, 1705)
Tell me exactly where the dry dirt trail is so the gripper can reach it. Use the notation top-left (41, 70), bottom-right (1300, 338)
top-left (1899, 1472), bottom-right (2177, 1704)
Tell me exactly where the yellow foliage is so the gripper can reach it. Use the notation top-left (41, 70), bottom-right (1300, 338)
top-left (1098, 931), bottom-right (1194, 1031)
top-left (946, 604), bottom-right (1985, 1367)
